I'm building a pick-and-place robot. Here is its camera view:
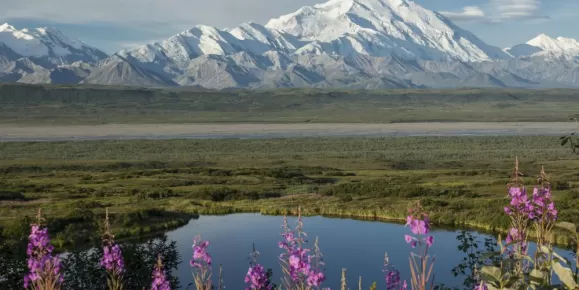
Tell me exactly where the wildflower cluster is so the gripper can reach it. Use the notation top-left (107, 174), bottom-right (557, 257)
top-left (383, 253), bottom-right (407, 290)
top-left (244, 244), bottom-right (274, 290)
top-left (190, 235), bottom-right (213, 290)
top-left (278, 208), bottom-right (327, 290)
top-left (478, 161), bottom-right (578, 290)
top-left (24, 209), bottom-right (63, 290)
top-left (503, 158), bottom-right (532, 257)
top-left (405, 202), bottom-right (436, 290)
top-left (531, 167), bottom-right (558, 248)
top-left (404, 212), bottom-right (434, 248)
top-left (100, 209), bottom-right (125, 290)
top-left (151, 255), bottom-right (171, 290)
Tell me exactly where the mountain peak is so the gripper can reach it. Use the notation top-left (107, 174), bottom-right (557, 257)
top-left (0, 23), bottom-right (107, 62)
top-left (0, 23), bottom-right (16, 32)
top-left (264, 0), bottom-right (510, 61)
top-left (526, 33), bottom-right (579, 53)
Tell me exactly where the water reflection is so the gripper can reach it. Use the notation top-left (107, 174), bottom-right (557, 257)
top-left (1, 214), bottom-right (575, 290)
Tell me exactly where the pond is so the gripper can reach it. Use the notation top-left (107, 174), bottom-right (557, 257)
top-left (166, 213), bottom-right (575, 289)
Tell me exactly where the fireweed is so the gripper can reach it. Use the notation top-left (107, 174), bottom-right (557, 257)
top-left (190, 235), bottom-right (212, 290)
top-left (245, 244), bottom-right (274, 290)
top-left (151, 255), bottom-right (171, 290)
top-left (405, 202), bottom-right (435, 290)
top-left (278, 207), bottom-right (328, 290)
top-left (383, 253), bottom-right (407, 290)
top-left (24, 209), bottom-right (63, 290)
top-left (479, 162), bottom-right (577, 290)
top-left (501, 158), bottom-right (534, 279)
top-left (100, 208), bottom-right (125, 290)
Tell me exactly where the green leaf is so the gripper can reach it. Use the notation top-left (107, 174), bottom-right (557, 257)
top-left (481, 266), bottom-right (502, 282)
top-left (480, 251), bottom-right (501, 260)
top-left (552, 262), bottom-right (577, 289)
top-left (562, 138), bottom-right (569, 146)
top-left (529, 269), bottom-right (547, 286)
top-left (555, 222), bottom-right (577, 234)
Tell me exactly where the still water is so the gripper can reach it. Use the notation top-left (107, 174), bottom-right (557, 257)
top-left (165, 214), bottom-right (574, 289)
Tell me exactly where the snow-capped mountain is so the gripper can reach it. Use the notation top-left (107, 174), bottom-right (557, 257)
top-left (1, 0), bottom-right (579, 89)
top-left (0, 23), bottom-right (107, 66)
top-left (506, 34), bottom-right (579, 58)
top-left (120, 0), bottom-right (510, 67)
top-left (265, 0), bottom-right (511, 61)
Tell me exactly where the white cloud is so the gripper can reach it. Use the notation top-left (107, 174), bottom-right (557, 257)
top-left (491, 0), bottom-right (542, 19)
top-left (441, 0), bottom-right (547, 23)
top-left (440, 6), bottom-right (487, 22)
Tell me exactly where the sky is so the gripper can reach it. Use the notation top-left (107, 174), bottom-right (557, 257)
top-left (1, 0), bottom-right (578, 54)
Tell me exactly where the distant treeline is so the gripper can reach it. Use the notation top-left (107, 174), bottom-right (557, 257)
top-left (1, 83), bottom-right (578, 124)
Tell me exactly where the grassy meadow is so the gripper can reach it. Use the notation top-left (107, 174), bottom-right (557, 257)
top-left (1, 136), bottom-right (578, 248)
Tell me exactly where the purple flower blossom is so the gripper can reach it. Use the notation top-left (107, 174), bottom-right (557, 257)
top-left (151, 255), bottom-right (171, 290)
top-left (505, 186), bottom-right (533, 218)
top-left (24, 223), bottom-right (63, 289)
top-left (99, 208), bottom-right (125, 290)
top-left (531, 187), bottom-right (558, 221)
top-left (245, 245), bottom-right (274, 290)
top-left (278, 209), bottom-right (327, 289)
top-left (190, 235), bottom-right (213, 290)
top-left (190, 236), bottom-right (212, 269)
top-left (306, 270), bottom-right (326, 287)
top-left (405, 213), bottom-right (434, 248)
top-left (100, 244), bottom-right (124, 274)
top-left (245, 264), bottom-right (272, 290)
top-left (383, 254), bottom-right (407, 290)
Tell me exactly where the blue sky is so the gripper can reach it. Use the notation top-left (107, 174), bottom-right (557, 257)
top-left (1, 0), bottom-right (578, 54)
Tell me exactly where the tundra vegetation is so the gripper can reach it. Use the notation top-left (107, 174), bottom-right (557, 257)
top-left (4, 164), bottom-right (579, 290)
top-left (1, 135), bottom-right (579, 289)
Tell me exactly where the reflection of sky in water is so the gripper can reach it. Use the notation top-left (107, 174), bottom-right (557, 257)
top-left (166, 214), bottom-right (575, 289)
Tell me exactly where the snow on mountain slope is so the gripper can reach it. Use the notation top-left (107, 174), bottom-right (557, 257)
top-left (119, 23), bottom-right (300, 68)
top-left (0, 23), bottom-right (107, 63)
top-left (527, 34), bottom-right (579, 52)
top-left (265, 0), bottom-right (512, 61)
top-left (506, 34), bottom-right (579, 58)
top-left (119, 0), bottom-right (511, 71)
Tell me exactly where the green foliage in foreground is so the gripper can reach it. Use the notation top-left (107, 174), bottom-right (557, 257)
top-left (1, 83), bottom-right (579, 124)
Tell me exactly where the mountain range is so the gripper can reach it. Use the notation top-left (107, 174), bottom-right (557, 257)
top-left (1, 0), bottom-right (579, 89)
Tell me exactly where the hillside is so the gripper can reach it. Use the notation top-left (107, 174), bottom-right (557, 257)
top-left (0, 83), bottom-right (578, 124)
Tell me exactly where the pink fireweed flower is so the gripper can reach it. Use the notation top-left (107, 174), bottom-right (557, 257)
top-left (383, 254), bottom-right (407, 290)
top-left (100, 244), bottom-right (124, 274)
top-left (306, 270), bottom-right (326, 287)
top-left (405, 203), bottom-right (436, 290)
top-left (278, 209), bottom-right (327, 289)
top-left (190, 236), bottom-right (212, 269)
top-left (190, 235), bottom-right (213, 290)
top-left (505, 186), bottom-right (533, 217)
top-left (531, 187), bottom-right (558, 221)
top-left (405, 213), bottom-right (434, 248)
top-left (151, 255), bottom-right (171, 290)
top-left (245, 264), bottom-right (272, 290)
top-left (24, 222), bottom-right (63, 289)
top-left (245, 244), bottom-right (274, 290)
